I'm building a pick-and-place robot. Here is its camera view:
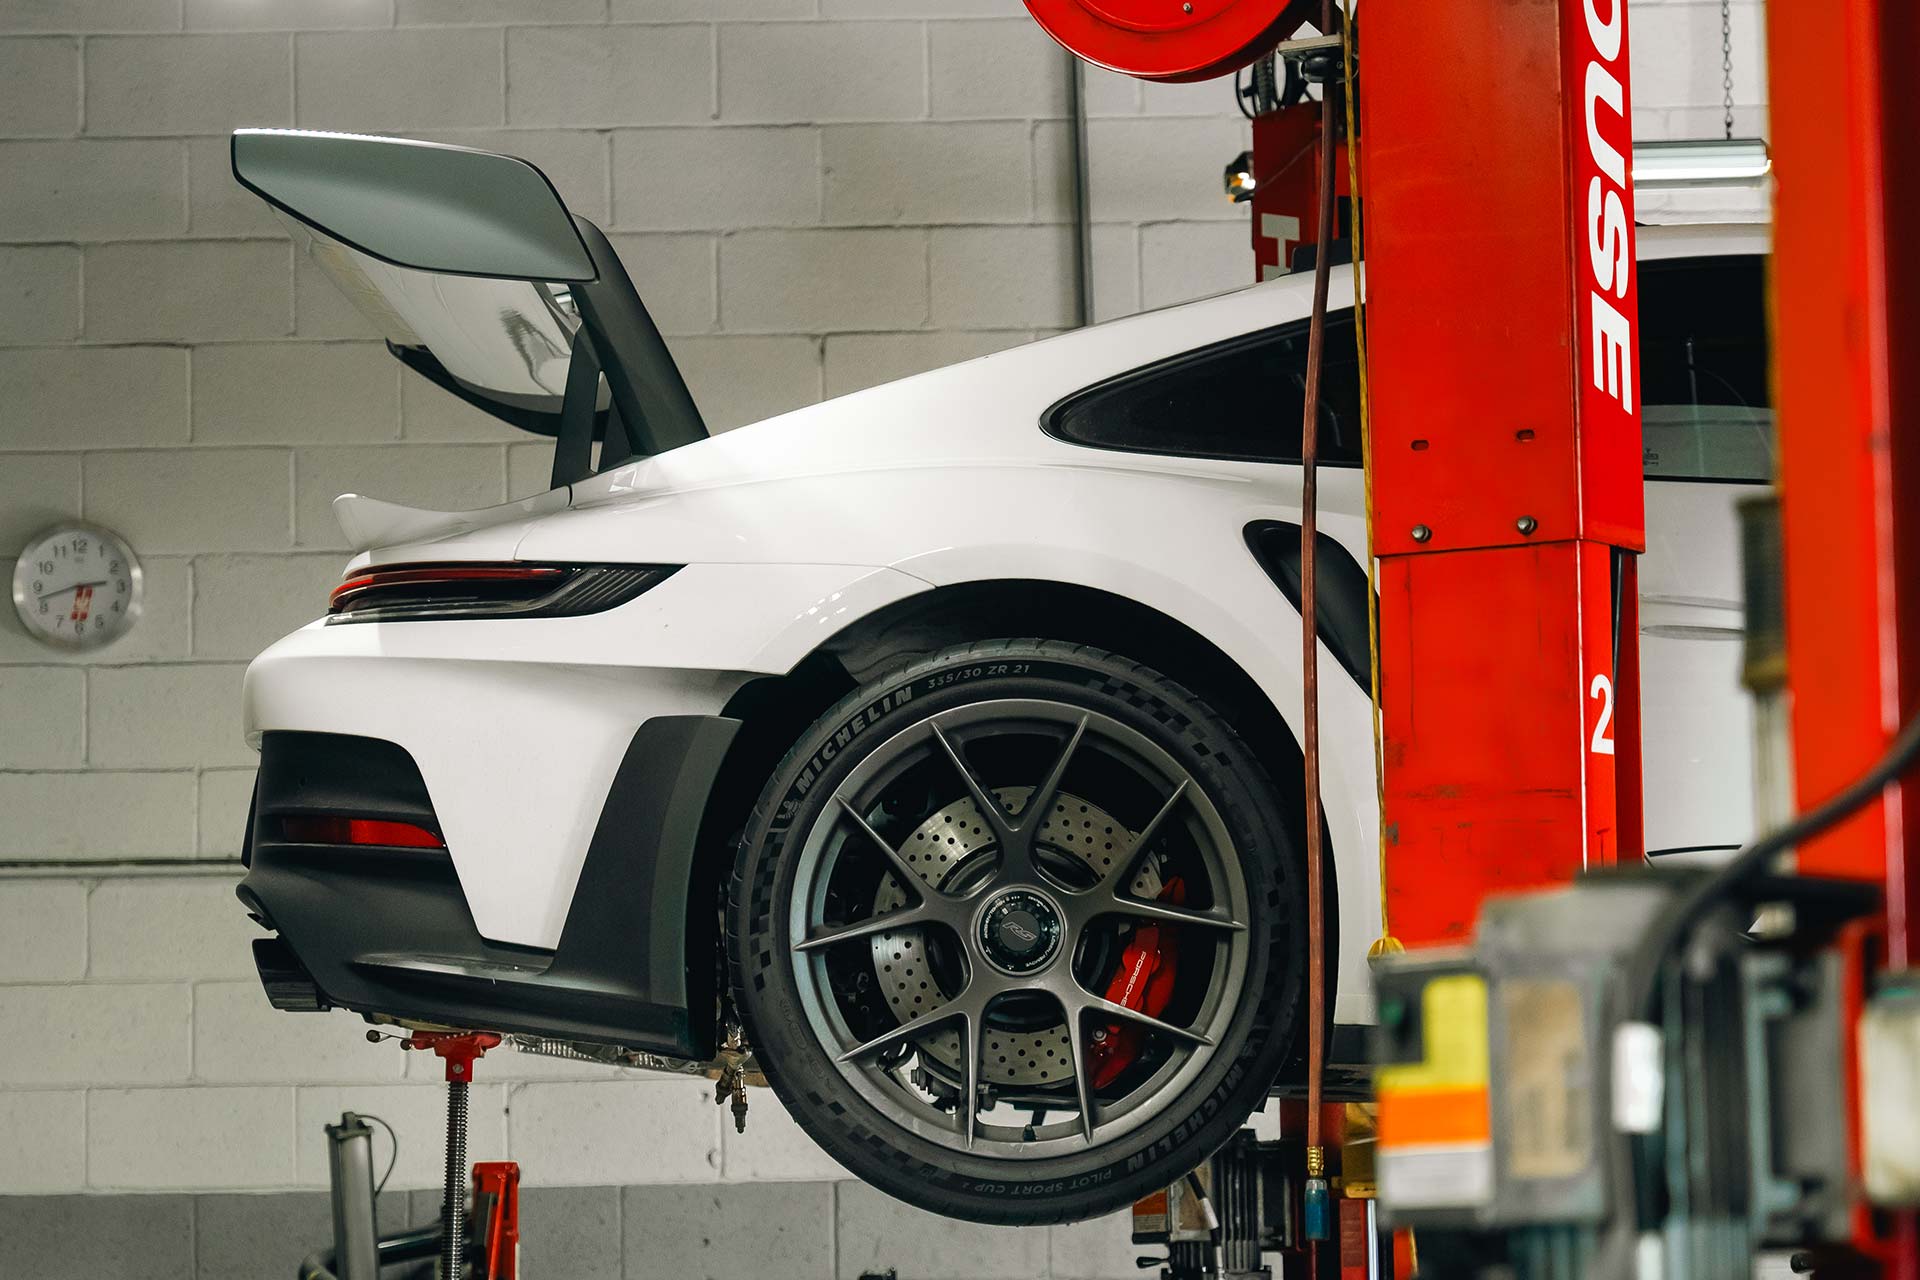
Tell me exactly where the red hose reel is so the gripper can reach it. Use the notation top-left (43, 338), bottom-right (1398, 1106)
top-left (1025, 0), bottom-right (1317, 83)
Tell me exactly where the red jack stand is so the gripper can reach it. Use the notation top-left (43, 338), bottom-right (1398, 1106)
top-left (405, 1031), bottom-right (501, 1278)
top-left (472, 1162), bottom-right (520, 1280)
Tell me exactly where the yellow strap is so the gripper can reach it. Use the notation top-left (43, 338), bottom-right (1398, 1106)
top-left (1339, 1), bottom-right (1395, 951)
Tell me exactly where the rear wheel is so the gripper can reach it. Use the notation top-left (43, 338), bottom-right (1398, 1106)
top-left (727, 640), bottom-right (1305, 1224)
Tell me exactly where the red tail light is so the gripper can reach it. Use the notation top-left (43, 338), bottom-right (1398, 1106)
top-left (326, 561), bottom-right (675, 625)
top-left (329, 563), bottom-right (565, 612)
top-left (279, 815), bottom-right (445, 849)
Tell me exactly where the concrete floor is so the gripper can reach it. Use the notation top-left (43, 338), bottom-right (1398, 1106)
top-left (0, 1180), bottom-right (1151, 1280)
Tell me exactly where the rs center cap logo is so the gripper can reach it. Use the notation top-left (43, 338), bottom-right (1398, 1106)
top-left (979, 890), bottom-right (1063, 973)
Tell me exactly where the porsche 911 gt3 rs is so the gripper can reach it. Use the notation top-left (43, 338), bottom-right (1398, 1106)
top-left (230, 130), bottom-right (1770, 1224)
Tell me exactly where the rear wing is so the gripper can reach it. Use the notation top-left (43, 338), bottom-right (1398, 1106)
top-left (232, 129), bottom-right (706, 485)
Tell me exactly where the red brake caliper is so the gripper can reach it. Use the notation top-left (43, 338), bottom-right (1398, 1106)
top-left (1085, 877), bottom-right (1185, 1088)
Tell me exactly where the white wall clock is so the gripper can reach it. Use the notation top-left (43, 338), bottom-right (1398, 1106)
top-left (11, 522), bottom-right (143, 651)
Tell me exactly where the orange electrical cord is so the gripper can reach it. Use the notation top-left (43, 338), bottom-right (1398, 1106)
top-left (1297, 0), bottom-right (1340, 1240)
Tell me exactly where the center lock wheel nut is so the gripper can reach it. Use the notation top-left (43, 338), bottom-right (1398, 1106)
top-left (978, 889), bottom-right (1064, 974)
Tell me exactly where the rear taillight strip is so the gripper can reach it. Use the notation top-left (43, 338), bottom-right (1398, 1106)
top-left (325, 561), bottom-right (676, 625)
top-left (329, 563), bottom-right (566, 613)
top-left (278, 815), bottom-right (445, 849)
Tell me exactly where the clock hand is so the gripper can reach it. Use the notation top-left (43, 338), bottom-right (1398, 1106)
top-left (38, 580), bottom-right (107, 600)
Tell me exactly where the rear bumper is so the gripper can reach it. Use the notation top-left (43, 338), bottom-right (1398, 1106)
top-left (239, 719), bottom-right (738, 1060)
top-left (243, 619), bottom-right (748, 947)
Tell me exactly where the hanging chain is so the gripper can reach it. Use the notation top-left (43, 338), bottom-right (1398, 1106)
top-left (1721, 0), bottom-right (1735, 139)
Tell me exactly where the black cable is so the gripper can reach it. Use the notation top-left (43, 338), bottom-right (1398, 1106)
top-left (1625, 706), bottom-right (1920, 1020)
top-left (357, 1112), bottom-right (400, 1200)
top-left (1644, 844), bottom-right (1742, 860)
top-left (1183, 1171), bottom-right (1227, 1279)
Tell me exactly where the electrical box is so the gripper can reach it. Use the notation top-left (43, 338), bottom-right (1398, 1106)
top-left (1371, 870), bottom-right (1864, 1280)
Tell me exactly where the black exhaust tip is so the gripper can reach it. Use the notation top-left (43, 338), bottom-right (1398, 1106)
top-left (253, 937), bottom-right (332, 1013)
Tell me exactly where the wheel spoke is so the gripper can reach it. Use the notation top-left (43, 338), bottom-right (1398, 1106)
top-left (833, 794), bottom-right (930, 904)
top-left (834, 999), bottom-right (966, 1064)
top-left (959, 1007), bottom-right (983, 1149)
top-left (1075, 990), bottom-right (1214, 1048)
top-left (1059, 997), bottom-right (1098, 1143)
top-left (929, 719), bottom-right (1016, 843)
top-left (1020, 713), bottom-right (1089, 834)
top-left (1106, 779), bottom-right (1189, 889)
top-left (1091, 895), bottom-right (1245, 934)
top-left (794, 905), bottom-right (940, 954)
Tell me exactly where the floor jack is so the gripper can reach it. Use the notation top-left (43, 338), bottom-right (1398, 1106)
top-left (301, 1031), bottom-right (520, 1280)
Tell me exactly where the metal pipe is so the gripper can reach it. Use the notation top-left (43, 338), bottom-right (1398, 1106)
top-left (325, 1113), bottom-right (380, 1280)
top-left (1064, 51), bottom-right (1096, 328)
top-left (441, 1081), bottom-right (469, 1280)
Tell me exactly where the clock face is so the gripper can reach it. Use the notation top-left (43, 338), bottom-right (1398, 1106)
top-left (11, 524), bottom-right (143, 651)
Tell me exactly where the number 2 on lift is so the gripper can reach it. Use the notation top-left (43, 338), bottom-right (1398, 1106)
top-left (1590, 674), bottom-right (1616, 756)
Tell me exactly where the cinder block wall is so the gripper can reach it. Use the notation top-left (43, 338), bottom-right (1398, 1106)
top-left (0, 0), bottom-right (1766, 1247)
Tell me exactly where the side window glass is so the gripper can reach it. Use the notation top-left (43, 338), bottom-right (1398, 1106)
top-left (1047, 311), bottom-right (1363, 465)
top-left (1639, 254), bottom-right (1774, 482)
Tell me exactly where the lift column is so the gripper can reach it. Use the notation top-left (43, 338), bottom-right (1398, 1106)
top-left (1363, 0), bottom-right (1646, 944)
top-left (1769, 1), bottom-right (1920, 979)
top-left (1767, 0), bottom-right (1920, 1272)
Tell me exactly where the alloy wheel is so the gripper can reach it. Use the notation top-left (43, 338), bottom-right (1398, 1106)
top-left (784, 698), bottom-right (1253, 1158)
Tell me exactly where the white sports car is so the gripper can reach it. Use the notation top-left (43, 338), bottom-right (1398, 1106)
top-left (231, 131), bottom-right (1769, 1223)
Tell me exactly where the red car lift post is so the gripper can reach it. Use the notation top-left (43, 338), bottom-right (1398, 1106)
top-left (1767, 0), bottom-right (1920, 1272)
top-left (1363, 0), bottom-right (1645, 945)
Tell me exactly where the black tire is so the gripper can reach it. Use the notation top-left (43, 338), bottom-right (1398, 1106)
top-left (727, 639), bottom-right (1306, 1225)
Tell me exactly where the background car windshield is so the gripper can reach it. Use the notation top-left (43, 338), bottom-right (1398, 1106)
top-left (1638, 254), bottom-right (1773, 484)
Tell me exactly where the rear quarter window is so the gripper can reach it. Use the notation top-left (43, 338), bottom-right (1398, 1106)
top-left (1044, 311), bottom-right (1364, 466)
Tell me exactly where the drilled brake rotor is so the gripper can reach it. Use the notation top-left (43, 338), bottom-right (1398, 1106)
top-left (870, 787), bottom-right (1160, 1087)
